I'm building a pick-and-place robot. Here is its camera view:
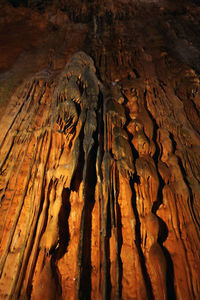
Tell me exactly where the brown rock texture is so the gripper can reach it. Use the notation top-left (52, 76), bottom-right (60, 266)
top-left (0, 0), bottom-right (200, 299)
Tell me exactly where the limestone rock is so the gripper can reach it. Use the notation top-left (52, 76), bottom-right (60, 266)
top-left (0, 1), bottom-right (200, 299)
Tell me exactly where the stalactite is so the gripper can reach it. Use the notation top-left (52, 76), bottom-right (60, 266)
top-left (0, 1), bottom-right (200, 298)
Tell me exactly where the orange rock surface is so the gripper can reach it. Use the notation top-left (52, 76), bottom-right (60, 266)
top-left (0, 1), bottom-right (200, 299)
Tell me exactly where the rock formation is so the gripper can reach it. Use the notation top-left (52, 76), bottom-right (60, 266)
top-left (0, 0), bottom-right (200, 299)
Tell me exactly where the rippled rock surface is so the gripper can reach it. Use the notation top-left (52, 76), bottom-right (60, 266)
top-left (0, 1), bottom-right (200, 299)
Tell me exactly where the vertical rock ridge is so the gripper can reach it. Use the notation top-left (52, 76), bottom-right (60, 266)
top-left (0, 1), bottom-right (200, 299)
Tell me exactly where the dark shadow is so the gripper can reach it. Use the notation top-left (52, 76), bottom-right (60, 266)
top-left (157, 216), bottom-right (169, 245)
top-left (70, 127), bottom-right (85, 192)
top-left (77, 128), bottom-right (98, 299)
top-left (54, 188), bottom-right (71, 260)
top-left (143, 89), bottom-right (160, 162)
top-left (9, 0), bottom-right (28, 7)
top-left (153, 211), bottom-right (176, 300)
top-left (151, 169), bottom-right (165, 213)
top-left (123, 99), bottom-right (139, 161)
top-left (51, 256), bottom-right (63, 298)
top-left (169, 132), bottom-right (176, 153)
top-left (161, 245), bottom-right (177, 300)
top-left (143, 89), bottom-right (166, 212)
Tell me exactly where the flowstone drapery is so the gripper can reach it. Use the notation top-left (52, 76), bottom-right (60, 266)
top-left (0, 1), bottom-right (200, 297)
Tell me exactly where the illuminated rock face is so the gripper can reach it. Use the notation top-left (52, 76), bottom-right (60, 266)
top-left (0, 1), bottom-right (200, 299)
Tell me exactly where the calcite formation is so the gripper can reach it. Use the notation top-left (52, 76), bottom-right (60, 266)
top-left (0, 1), bottom-right (200, 299)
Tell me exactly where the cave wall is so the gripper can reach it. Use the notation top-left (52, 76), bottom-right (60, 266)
top-left (0, 1), bottom-right (200, 299)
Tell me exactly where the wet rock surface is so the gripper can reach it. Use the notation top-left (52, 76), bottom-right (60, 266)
top-left (0, 1), bottom-right (200, 299)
